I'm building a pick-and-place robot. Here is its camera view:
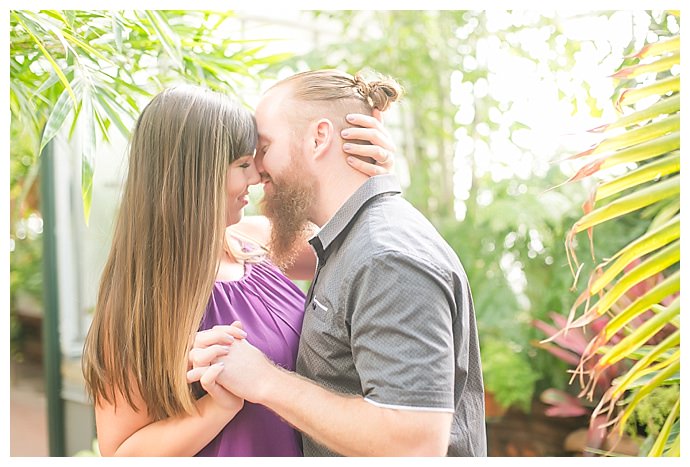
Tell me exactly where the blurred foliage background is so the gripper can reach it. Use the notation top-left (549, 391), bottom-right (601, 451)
top-left (9, 9), bottom-right (680, 456)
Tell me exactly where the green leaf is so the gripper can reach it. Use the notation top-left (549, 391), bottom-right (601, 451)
top-left (629, 35), bottom-right (680, 59)
top-left (39, 82), bottom-right (78, 154)
top-left (81, 85), bottom-right (97, 225)
top-left (648, 397), bottom-right (679, 456)
top-left (590, 216), bottom-right (679, 293)
top-left (575, 241), bottom-right (679, 324)
top-left (598, 298), bottom-right (679, 367)
top-left (610, 331), bottom-right (679, 396)
top-left (589, 115), bottom-right (679, 157)
top-left (142, 10), bottom-right (183, 69)
top-left (611, 53), bottom-right (680, 79)
top-left (616, 358), bottom-right (680, 432)
top-left (12, 11), bottom-right (77, 106)
top-left (596, 153), bottom-right (679, 201)
top-left (603, 270), bottom-right (680, 341)
top-left (600, 132), bottom-right (679, 171)
top-left (591, 94), bottom-right (679, 133)
top-left (618, 75), bottom-right (680, 108)
top-left (573, 175), bottom-right (679, 233)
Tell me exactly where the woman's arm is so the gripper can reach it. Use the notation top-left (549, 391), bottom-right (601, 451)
top-left (97, 326), bottom-right (246, 456)
top-left (96, 383), bottom-right (241, 456)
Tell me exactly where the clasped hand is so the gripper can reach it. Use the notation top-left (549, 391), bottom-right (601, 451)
top-left (187, 321), bottom-right (270, 407)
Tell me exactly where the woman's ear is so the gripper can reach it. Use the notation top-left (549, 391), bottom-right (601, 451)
top-left (312, 118), bottom-right (334, 159)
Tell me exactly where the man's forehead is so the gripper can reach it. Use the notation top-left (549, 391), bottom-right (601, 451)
top-left (255, 87), bottom-right (290, 137)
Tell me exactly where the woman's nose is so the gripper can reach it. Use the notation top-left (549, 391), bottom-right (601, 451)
top-left (247, 163), bottom-right (261, 186)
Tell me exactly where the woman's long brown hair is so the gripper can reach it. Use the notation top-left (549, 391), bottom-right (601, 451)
top-left (82, 85), bottom-right (257, 420)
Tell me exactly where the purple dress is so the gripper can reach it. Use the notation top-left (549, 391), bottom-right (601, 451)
top-left (195, 258), bottom-right (306, 457)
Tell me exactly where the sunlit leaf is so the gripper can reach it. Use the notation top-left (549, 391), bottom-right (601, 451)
top-left (598, 299), bottom-right (679, 367)
top-left (647, 395), bottom-right (679, 456)
top-left (596, 153), bottom-right (679, 201)
top-left (610, 53), bottom-right (679, 79)
top-left (572, 176), bottom-right (679, 233)
top-left (617, 76), bottom-right (679, 109)
top-left (591, 216), bottom-right (679, 292)
top-left (589, 94), bottom-right (679, 133)
top-left (603, 271), bottom-right (679, 342)
top-left (627, 36), bottom-right (680, 60)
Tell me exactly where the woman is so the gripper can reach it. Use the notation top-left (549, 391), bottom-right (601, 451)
top-left (81, 84), bottom-right (394, 456)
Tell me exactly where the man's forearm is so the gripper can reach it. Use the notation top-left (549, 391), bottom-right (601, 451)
top-left (254, 365), bottom-right (451, 456)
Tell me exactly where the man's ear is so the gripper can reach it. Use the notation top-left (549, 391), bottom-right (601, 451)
top-left (312, 118), bottom-right (334, 159)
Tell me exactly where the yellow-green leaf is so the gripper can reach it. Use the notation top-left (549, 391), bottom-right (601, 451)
top-left (591, 216), bottom-right (679, 293)
top-left (618, 75), bottom-right (680, 108)
top-left (573, 176), bottom-right (680, 233)
top-left (596, 153), bottom-right (679, 202)
top-left (599, 298), bottom-right (679, 367)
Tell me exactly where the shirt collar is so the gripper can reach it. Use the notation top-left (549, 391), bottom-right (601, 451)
top-left (309, 174), bottom-right (401, 261)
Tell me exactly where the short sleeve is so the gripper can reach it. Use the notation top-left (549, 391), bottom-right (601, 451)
top-left (345, 252), bottom-right (457, 411)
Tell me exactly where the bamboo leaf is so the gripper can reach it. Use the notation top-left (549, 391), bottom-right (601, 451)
top-left (12, 11), bottom-right (77, 106)
top-left (142, 10), bottom-right (183, 69)
top-left (39, 82), bottom-right (78, 154)
top-left (572, 176), bottom-right (679, 233)
top-left (596, 153), bottom-right (679, 201)
top-left (94, 91), bottom-right (134, 138)
top-left (81, 84), bottom-right (97, 225)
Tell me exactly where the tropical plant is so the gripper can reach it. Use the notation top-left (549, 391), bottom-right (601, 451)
top-left (549, 11), bottom-right (680, 457)
top-left (10, 9), bottom-right (291, 224)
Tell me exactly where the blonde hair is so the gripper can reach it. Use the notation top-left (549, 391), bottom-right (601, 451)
top-left (82, 85), bottom-right (257, 421)
top-left (272, 69), bottom-right (403, 133)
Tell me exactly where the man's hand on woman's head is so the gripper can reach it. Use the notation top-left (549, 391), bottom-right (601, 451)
top-left (342, 110), bottom-right (397, 176)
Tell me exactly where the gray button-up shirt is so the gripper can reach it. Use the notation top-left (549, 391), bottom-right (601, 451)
top-left (296, 174), bottom-right (486, 457)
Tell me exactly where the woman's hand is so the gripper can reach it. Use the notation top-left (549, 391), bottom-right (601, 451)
top-left (188, 322), bottom-right (247, 369)
top-left (342, 109), bottom-right (397, 176)
top-left (199, 362), bottom-right (245, 414)
top-left (189, 321), bottom-right (247, 413)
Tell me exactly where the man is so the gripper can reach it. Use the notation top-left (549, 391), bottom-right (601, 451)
top-left (189, 69), bottom-right (486, 456)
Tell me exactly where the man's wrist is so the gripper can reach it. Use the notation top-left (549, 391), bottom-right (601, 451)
top-left (253, 361), bottom-right (286, 405)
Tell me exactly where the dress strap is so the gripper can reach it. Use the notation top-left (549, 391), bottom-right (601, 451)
top-left (224, 226), bottom-right (269, 258)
